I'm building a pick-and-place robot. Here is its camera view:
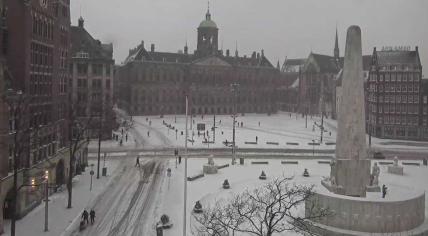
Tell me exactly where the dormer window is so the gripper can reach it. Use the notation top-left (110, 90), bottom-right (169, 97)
top-left (75, 51), bottom-right (89, 59)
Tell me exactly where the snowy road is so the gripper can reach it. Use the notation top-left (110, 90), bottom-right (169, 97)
top-left (74, 158), bottom-right (166, 236)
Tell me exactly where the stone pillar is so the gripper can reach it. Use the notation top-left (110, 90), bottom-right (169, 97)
top-left (336, 26), bottom-right (366, 160)
top-left (331, 26), bottom-right (370, 197)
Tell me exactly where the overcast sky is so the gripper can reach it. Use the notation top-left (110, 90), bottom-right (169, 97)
top-left (71, 0), bottom-right (428, 76)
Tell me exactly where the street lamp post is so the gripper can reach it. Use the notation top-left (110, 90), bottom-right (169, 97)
top-left (230, 83), bottom-right (239, 165)
top-left (312, 139), bottom-right (315, 157)
top-left (44, 170), bottom-right (49, 232)
top-left (183, 95), bottom-right (189, 236)
top-left (90, 164), bottom-right (95, 191)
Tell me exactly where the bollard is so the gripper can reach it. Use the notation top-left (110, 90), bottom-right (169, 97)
top-left (156, 225), bottom-right (163, 236)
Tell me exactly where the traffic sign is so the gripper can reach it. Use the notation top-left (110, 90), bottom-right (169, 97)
top-left (197, 123), bottom-right (205, 131)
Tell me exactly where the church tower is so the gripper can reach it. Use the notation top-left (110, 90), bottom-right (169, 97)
top-left (334, 27), bottom-right (340, 64)
top-left (196, 4), bottom-right (218, 57)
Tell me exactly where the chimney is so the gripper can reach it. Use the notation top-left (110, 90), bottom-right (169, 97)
top-left (226, 49), bottom-right (230, 57)
top-left (78, 17), bottom-right (84, 28)
top-left (141, 40), bottom-right (145, 49)
top-left (151, 44), bottom-right (155, 52)
top-left (261, 49), bottom-right (264, 57)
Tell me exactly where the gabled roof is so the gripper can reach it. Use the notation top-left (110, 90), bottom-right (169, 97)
top-left (375, 50), bottom-right (420, 65)
top-left (70, 26), bottom-right (113, 60)
top-left (124, 42), bottom-right (193, 64)
top-left (284, 58), bottom-right (306, 66)
top-left (192, 56), bottom-right (231, 67)
top-left (123, 42), bottom-right (275, 69)
top-left (221, 55), bottom-right (274, 68)
top-left (311, 53), bottom-right (339, 73)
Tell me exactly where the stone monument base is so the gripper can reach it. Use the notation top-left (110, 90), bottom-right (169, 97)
top-left (388, 165), bottom-right (404, 175)
top-left (332, 159), bottom-right (371, 197)
top-left (305, 190), bottom-right (426, 235)
top-left (366, 185), bottom-right (381, 192)
top-left (203, 165), bottom-right (218, 174)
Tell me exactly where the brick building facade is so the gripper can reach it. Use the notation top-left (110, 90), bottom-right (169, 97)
top-left (278, 58), bottom-right (305, 112)
top-left (70, 17), bottom-right (115, 139)
top-left (117, 8), bottom-right (279, 116)
top-left (367, 47), bottom-right (427, 140)
top-left (0, 0), bottom-right (87, 233)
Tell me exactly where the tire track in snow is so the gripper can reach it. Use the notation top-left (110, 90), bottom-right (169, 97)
top-left (134, 119), bottom-right (173, 148)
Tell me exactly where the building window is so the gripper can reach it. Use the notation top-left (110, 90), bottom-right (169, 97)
top-left (77, 79), bottom-right (87, 88)
top-left (106, 65), bottom-right (111, 76)
top-left (92, 64), bottom-right (103, 76)
top-left (77, 63), bottom-right (88, 76)
top-left (92, 79), bottom-right (102, 89)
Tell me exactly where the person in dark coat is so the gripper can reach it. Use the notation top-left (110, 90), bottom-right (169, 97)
top-left (135, 156), bottom-right (140, 167)
top-left (382, 184), bottom-right (388, 198)
top-left (82, 209), bottom-right (89, 225)
top-left (178, 156), bottom-right (182, 164)
top-left (90, 209), bottom-right (96, 224)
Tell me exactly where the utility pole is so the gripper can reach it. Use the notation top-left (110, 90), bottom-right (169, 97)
top-left (183, 95), bottom-right (188, 236)
top-left (320, 112), bottom-right (324, 143)
top-left (305, 112), bottom-right (308, 128)
top-left (231, 83), bottom-right (239, 165)
top-left (97, 102), bottom-right (104, 179)
top-left (44, 170), bottom-right (49, 232)
top-left (97, 130), bottom-right (101, 179)
top-left (213, 114), bottom-right (216, 143)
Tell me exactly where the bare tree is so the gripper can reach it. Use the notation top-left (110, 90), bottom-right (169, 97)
top-left (193, 176), bottom-right (330, 236)
top-left (66, 96), bottom-right (93, 209)
top-left (2, 89), bottom-right (32, 236)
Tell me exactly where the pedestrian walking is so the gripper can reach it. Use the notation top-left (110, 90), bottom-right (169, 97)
top-left (90, 209), bottom-right (96, 224)
top-left (256, 136), bottom-right (258, 143)
top-left (258, 121), bottom-right (260, 127)
top-left (125, 134), bottom-right (128, 142)
top-left (147, 131), bottom-right (150, 137)
top-left (382, 184), bottom-right (388, 198)
top-left (82, 209), bottom-right (89, 225)
top-left (135, 156), bottom-right (140, 167)
top-left (179, 156), bottom-right (182, 164)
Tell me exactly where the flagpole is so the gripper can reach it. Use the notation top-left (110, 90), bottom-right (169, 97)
top-left (183, 95), bottom-right (188, 236)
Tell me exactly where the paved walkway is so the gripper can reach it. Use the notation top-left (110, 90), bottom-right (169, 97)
top-left (3, 159), bottom-right (120, 236)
